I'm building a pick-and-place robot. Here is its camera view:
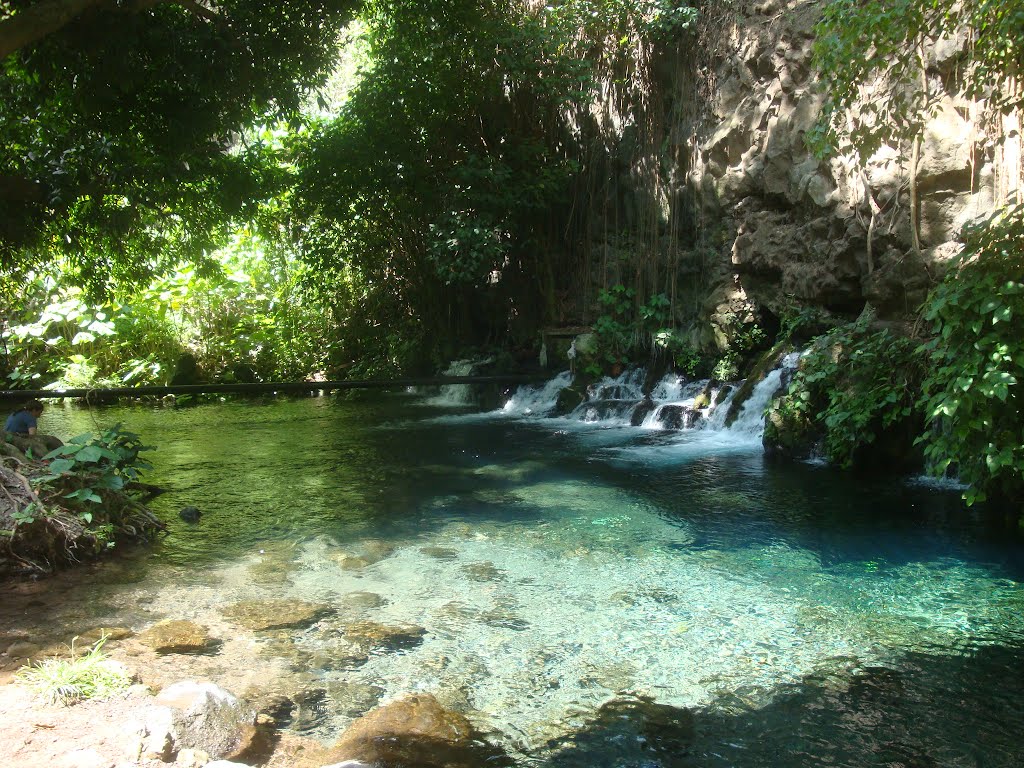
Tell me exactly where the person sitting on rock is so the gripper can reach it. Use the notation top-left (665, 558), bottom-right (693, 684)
top-left (4, 399), bottom-right (63, 454)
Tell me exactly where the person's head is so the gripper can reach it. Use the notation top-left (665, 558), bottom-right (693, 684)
top-left (24, 399), bottom-right (44, 417)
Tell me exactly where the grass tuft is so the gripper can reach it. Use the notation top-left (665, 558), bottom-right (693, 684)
top-left (15, 635), bottom-right (133, 706)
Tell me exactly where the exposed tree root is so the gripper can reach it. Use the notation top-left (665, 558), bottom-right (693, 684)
top-left (0, 441), bottom-right (166, 578)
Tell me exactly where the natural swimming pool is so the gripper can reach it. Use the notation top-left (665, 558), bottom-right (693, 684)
top-left (31, 380), bottom-right (1024, 766)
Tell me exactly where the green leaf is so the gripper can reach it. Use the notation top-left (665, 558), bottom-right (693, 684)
top-left (75, 446), bottom-right (105, 463)
top-left (48, 458), bottom-right (76, 475)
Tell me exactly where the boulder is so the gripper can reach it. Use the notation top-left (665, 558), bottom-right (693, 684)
top-left (144, 681), bottom-right (257, 761)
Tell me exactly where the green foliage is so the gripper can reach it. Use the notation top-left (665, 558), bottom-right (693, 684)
top-left (15, 635), bottom-right (132, 706)
top-left (776, 314), bottom-right (925, 467)
top-left (2, 227), bottom-right (335, 387)
top-left (593, 284), bottom-right (636, 367)
top-left (654, 329), bottom-right (701, 376)
top-left (1, 1), bottom-right (358, 292)
top-left (33, 425), bottom-right (153, 543)
top-left (711, 309), bottom-right (768, 381)
top-left (296, 0), bottom-right (595, 372)
top-left (918, 204), bottom-right (1024, 505)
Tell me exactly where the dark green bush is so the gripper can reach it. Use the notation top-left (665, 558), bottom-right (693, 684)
top-left (918, 205), bottom-right (1024, 505)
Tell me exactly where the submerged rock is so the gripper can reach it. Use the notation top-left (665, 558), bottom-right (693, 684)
top-left (221, 600), bottom-right (333, 631)
top-left (340, 621), bottom-right (426, 652)
top-left (323, 693), bottom-right (510, 768)
top-left (138, 620), bottom-right (219, 654)
top-left (419, 546), bottom-right (460, 561)
top-left (179, 506), bottom-right (202, 523)
top-left (544, 695), bottom-right (695, 765)
top-left (462, 561), bottom-right (503, 582)
top-left (338, 591), bottom-right (388, 611)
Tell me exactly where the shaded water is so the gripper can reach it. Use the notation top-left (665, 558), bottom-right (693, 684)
top-left (27, 389), bottom-right (1024, 766)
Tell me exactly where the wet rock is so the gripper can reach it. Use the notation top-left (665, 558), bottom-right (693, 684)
top-left (555, 386), bottom-right (587, 415)
top-left (244, 683), bottom-right (326, 733)
top-left (341, 621), bottom-right (426, 652)
top-left (654, 404), bottom-right (703, 430)
top-left (462, 561), bottom-right (503, 582)
top-left (630, 397), bottom-right (656, 426)
top-left (139, 620), bottom-right (220, 654)
top-left (179, 506), bottom-right (202, 523)
top-left (221, 600), bottom-right (333, 631)
top-left (323, 693), bottom-right (506, 768)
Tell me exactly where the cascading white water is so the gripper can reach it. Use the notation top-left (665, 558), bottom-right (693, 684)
top-left (497, 353), bottom-right (798, 441)
top-left (425, 359), bottom-right (492, 406)
top-left (726, 368), bottom-right (785, 436)
top-left (501, 371), bottom-right (573, 416)
top-left (639, 380), bottom-right (712, 430)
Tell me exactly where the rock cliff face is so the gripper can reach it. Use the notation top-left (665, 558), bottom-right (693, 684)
top-left (679, 0), bottom-right (999, 337)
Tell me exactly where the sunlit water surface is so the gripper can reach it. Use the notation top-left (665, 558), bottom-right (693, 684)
top-left (30, 391), bottom-right (1024, 766)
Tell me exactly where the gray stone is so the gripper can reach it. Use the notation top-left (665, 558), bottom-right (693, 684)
top-left (152, 681), bottom-right (257, 760)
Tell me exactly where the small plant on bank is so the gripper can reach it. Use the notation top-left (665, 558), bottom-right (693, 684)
top-left (16, 636), bottom-right (133, 706)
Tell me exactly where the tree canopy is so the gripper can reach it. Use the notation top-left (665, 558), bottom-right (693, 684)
top-left (0, 0), bottom-right (357, 292)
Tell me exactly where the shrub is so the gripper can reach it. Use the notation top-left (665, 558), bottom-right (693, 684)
top-left (918, 205), bottom-right (1024, 505)
top-left (772, 312), bottom-right (925, 468)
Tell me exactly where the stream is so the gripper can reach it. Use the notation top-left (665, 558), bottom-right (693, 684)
top-left (19, 371), bottom-right (1024, 766)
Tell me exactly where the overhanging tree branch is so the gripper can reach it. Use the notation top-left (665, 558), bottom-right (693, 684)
top-left (0, 0), bottom-right (225, 60)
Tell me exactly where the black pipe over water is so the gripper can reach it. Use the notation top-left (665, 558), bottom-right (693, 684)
top-left (0, 374), bottom-right (550, 401)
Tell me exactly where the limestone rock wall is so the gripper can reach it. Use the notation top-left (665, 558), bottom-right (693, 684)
top-left (683, 0), bottom-right (1001, 332)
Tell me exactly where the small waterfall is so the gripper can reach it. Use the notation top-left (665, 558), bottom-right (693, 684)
top-left (501, 371), bottom-right (573, 416)
top-left (497, 353), bottom-right (797, 441)
top-left (640, 380), bottom-right (714, 430)
top-left (726, 369), bottom-right (785, 436)
top-left (425, 359), bottom-right (491, 406)
top-left (724, 353), bottom-right (800, 436)
top-left (568, 368), bottom-right (648, 425)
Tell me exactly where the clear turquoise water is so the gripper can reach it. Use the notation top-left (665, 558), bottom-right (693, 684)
top-left (40, 392), bottom-right (1024, 767)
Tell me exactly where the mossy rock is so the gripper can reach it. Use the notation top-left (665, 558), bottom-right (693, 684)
top-left (762, 402), bottom-right (822, 461)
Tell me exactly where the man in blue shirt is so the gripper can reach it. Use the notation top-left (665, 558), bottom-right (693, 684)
top-left (5, 399), bottom-right (44, 435)
top-left (4, 399), bottom-right (62, 456)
